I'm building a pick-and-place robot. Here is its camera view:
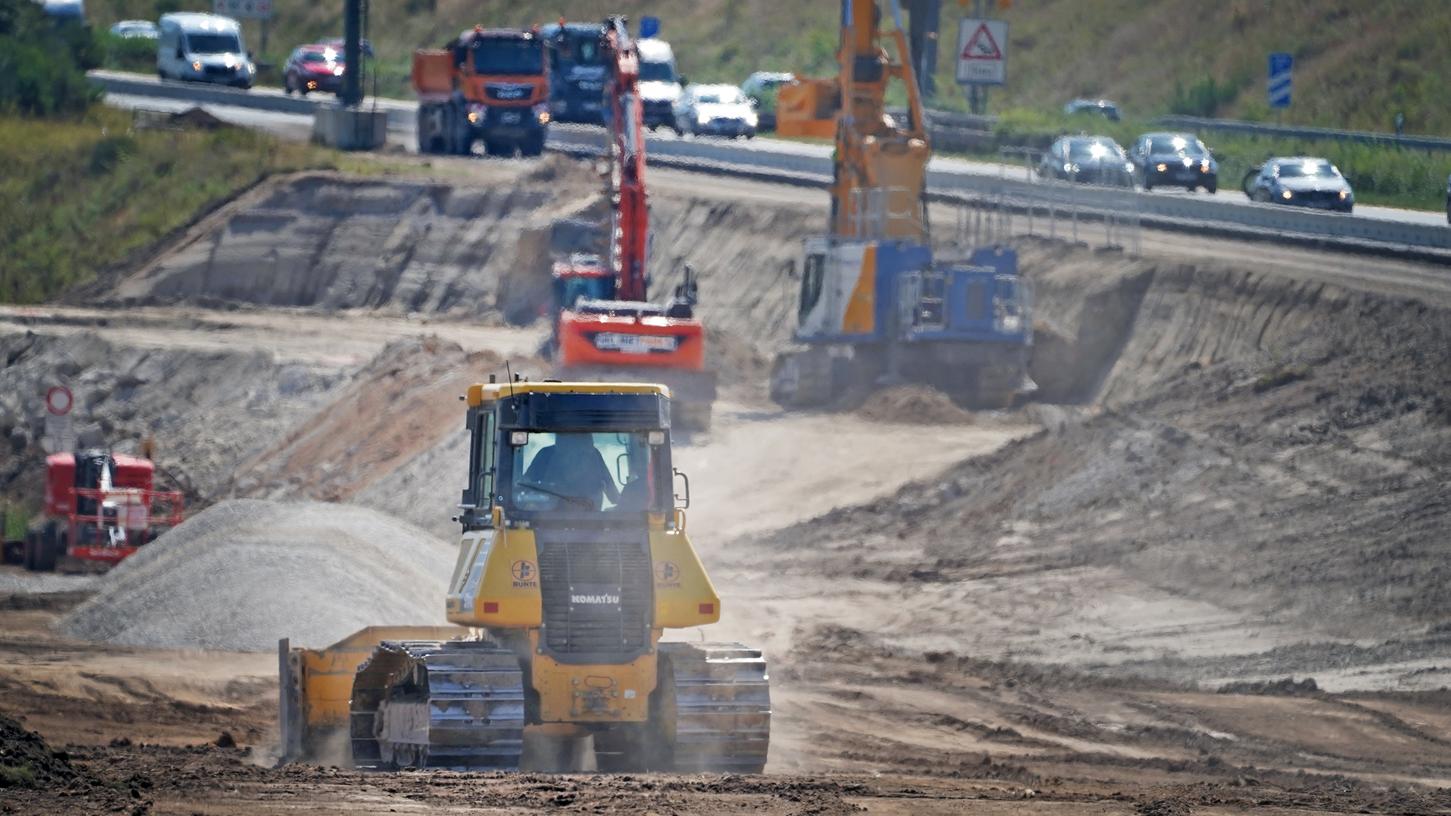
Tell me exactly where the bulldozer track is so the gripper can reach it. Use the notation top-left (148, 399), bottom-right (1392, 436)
top-left (660, 641), bottom-right (771, 773)
top-left (350, 639), bottom-right (525, 771)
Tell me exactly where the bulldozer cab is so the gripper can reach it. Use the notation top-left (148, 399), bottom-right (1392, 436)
top-left (458, 382), bottom-right (676, 530)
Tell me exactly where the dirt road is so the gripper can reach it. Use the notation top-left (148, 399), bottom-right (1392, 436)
top-left (3, 154), bottom-right (1450, 814)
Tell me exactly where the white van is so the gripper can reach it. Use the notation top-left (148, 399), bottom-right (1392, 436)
top-left (636, 38), bottom-right (680, 130)
top-left (157, 13), bottom-right (255, 89)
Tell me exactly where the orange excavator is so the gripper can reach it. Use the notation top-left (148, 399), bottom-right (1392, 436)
top-left (547, 16), bottom-right (716, 431)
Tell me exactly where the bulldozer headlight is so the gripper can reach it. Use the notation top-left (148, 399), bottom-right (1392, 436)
top-left (510, 431), bottom-right (529, 446)
top-left (648, 430), bottom-right (665, 446)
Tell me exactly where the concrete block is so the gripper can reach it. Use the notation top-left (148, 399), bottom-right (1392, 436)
top-left (312, 104), bottom-right (387, 151)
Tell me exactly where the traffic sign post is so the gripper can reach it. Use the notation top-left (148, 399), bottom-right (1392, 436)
top-left (955, 17), bottom-right (1007, 115)
top-left (214, 0), bottom-right (273, 53)
top-left (955, 18), bottom-right (1007, 86)
top-left (41, 386), bottom-right (74, 454)
top-left (1268, 52), bottom-right (1293, 110)
top-left (213, 0), bottom-right (272, 19)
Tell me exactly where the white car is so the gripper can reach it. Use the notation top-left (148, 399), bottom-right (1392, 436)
top-left (110, 19), bottom-right (158, 39)
top-left (672, 84), bottom-right (757, 139)
top-left (636, 37), bottom-right (681, 131)
top-left (157, 12), bottom-right (255, 89)
top-left (741, 71), bottom-right (793, 98)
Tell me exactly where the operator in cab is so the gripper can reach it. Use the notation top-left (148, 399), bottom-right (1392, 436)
top-left (522, 433), bottom-right (620, 511)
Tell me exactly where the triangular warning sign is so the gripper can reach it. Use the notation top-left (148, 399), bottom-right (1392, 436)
top-left (961, 23), bottom-right (1002, 60)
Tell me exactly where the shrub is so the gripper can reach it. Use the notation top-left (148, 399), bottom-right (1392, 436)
top-left (0, 0), bottom-right (102, 116)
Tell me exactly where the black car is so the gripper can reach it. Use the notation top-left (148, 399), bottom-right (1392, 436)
top-left (1038, 136), bottom-right (1135, 187)
top-left (1131, 132), bottom-right (1218, 193)
top-left (1243, 157), bottom-right (1354, 213)
top-left (1064, 98), bottom-right (1121, 122)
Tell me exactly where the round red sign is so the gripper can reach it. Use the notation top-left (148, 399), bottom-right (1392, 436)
top-left (45, 386), bottom-right (73, 416)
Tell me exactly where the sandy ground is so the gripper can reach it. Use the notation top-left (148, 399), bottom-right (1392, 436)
top-left (2, 155), bottom-right (1450, 814)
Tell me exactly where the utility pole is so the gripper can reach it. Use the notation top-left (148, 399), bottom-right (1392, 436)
top-left (341, 0), bottom-right (363, 107)
top-left (967, 0), bottom-right (987, 115)
top-left (907, 0), bottom-right (942, 103)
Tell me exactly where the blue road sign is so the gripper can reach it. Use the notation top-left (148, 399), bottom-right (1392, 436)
top-left (1268, 52), bottom-right (1293, 109)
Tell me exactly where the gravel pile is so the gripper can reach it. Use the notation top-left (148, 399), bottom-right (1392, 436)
top-left (60, 499), bottom-right (455, 652)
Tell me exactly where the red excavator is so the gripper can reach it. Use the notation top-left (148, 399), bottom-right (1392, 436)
top-left (548, 16), bottom-right (716, 430)
top-left (19, 449), bottom-right (184, 572)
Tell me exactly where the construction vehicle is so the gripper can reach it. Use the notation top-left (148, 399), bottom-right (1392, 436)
top-left (413, 25), bottom-right (550, 157)
top-left (278, 379), bottom-right (770, 773)
top-left (20, 449), bottom-right (184, 572)
top-left (769, 0), bottom-right (1032, 409)
top-left (540, 20), bottom-right (611, 125)
top-left (547, 17), bottom-right (716, 431)
top-left (774, 74), bottom-right (836, 139)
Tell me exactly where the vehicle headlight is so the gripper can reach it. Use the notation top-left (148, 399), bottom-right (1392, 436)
top-left (1200, 160), bottom-right (1211, 173)
top-left (191, 60), bottom-right (202, 71)
top-left (1155, 162), bottom-right (1167, 172)
top-left (533, 103), bottom-right (550, 123)
top-left (1182, 157), bottom-right (1193, 167)
top-left (1063, 162), bottom-right (1073, 173)
top-left (745, 111), bottom-right (758, 126)
top-left (697, 112), bottom-right (710, 125)
top-left (333, 66), bottom-right (344, 76)
top-left (1125, 162), bottom-right (1135, 173)
top-left (1339, 190), bottom-right (1349, 200)
top-left (1281, 189), bottom-right (1293, 200)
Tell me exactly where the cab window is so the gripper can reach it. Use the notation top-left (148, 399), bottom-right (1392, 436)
top-left (799, 253), bottom-right (826, 320)
top-left (474, 411), bottom-right (496, 509)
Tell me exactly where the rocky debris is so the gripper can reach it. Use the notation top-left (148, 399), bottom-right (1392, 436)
top-left (1217, 677), bottom-right (1320, 696)
top-left (1136, 799), bottom-right (1191, 816)
top-left (0, 713), bottom-right (81, 789)
top-left (60, 499), bottom-right (455, 651)
top-left (0, 331), bottom-right (344, 505)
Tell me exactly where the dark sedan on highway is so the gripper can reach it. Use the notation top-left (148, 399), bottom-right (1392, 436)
top-left (1038, 136), bottom-right (1135, 187)
top-left (1244, 157), bottom-right (1354, 213)
top-left (283, 44), bottom-right (345, 96)
top-left (1130, 132), bottom-right (1218, 193)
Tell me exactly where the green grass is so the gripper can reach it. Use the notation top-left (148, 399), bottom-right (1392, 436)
top-left (0, 107), bottom-right (333, 303)
top-left (0, 764), bottom-right (37, 788)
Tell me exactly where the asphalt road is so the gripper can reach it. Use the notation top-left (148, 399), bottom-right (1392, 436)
top-left (96, 71), bottom-right (1450, 233)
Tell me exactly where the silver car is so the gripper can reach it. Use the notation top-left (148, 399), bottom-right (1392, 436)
top-left (672, 84), bottom-right (758, 139)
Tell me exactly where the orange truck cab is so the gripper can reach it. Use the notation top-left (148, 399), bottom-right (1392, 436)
top-left (413, 26), bottom-right (550, 157)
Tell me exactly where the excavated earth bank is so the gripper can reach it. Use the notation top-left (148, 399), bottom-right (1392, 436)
top-left (736, 237), bottom-right (1451, 690)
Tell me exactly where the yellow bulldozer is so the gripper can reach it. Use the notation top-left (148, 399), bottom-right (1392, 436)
top-left (277, 379), bottom-right (769, 772)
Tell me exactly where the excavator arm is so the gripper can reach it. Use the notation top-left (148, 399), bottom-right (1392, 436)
top-left (830, 0), bottom-right (931, 242)
top-left (603, 16), bottom-right (649, 302)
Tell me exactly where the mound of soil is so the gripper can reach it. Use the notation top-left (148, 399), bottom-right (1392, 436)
top-left (233, 337), bottom-right (505, 503)
top-left (858, 385), bottom-right (976, 424)
top-left (0, 713), bottom-right (81, 789)
top-left (60, 499), bottom-right (454, 651)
